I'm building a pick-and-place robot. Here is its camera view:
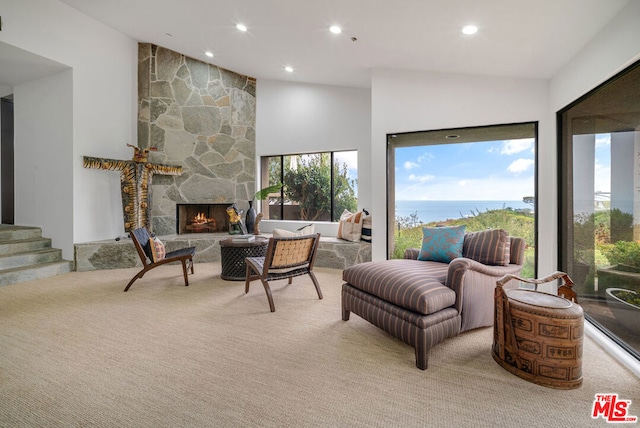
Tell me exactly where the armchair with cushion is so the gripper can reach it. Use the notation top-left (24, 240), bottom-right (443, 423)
top-left (342, 228), bottom-right (525, 369)
top-left (125, 228), bottom-right (196, 292)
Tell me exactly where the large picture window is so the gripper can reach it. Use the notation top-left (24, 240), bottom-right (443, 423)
top-left (259, 151), bottom-right (357, 222)
top-left (558, 60), bottom-right (640, 360)
top-left (387, 123), bottom-right (537, 278)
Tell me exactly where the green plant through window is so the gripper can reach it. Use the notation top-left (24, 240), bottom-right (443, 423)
top-left (259, 151), bottom-right (357, 222)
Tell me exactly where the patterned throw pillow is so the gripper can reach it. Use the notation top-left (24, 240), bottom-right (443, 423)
top-left (151, 237), bottom-right (166, 262)
top-left (462, 229), bottom-right (510, 266)
top-left (417, 225), bottom-right (466, 263)
top-left (361, 210), bottom-right (372, 242)
top-left (337, 210), bottom-right (364, 242)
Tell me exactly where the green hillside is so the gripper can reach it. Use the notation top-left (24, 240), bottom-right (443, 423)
top-left (393, 208), bottom-right (535, 277)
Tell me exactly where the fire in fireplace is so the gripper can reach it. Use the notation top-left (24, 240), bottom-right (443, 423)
top-left (176, 203), bottom-right (230, 234)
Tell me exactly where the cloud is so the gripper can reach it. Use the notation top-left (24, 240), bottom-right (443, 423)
top-left (417, 153), bottom-right (434, 163)
top-left (404, 161), bottom-right (419, 170)
top-left (408, 174), bottom-right (435, 183)
top-left (396, 174), bottom-right (534, 201)
top-left (595, 161), bottom-right (611, 193)
top-left (507, 158), bottom-right (534, 174)
top-left (334, 151), bottom-right (358, 169)
top-left (395, 175), bottom-right (534, 201)
top-left (595, 134), bottom-right (611, 147)
top-left (501, 138), bottom-right (535, 155)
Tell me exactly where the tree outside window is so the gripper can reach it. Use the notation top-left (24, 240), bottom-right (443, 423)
top-left (260, 151), bottom-right (357, 222)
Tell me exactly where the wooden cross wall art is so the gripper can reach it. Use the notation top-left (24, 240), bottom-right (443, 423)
top-left (83, 144), bottom-right (182, 232)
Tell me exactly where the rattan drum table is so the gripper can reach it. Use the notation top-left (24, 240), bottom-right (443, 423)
top-left (220, 237), bottom-right (268, 281)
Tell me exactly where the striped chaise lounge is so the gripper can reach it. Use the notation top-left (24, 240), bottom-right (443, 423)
top-left (342, 229), bottom-right (525, 370)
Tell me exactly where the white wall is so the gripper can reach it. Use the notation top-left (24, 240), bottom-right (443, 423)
top-left (370, 69), bottom-right (553, 269)
top-left (14, 71), bottom-right (73, 257)
top-left (0, 0), bottom-right (137, 258)
top-left (550, 0), bottom-right (640, 111)
top-left (255, 79), bottom-right (371, 235)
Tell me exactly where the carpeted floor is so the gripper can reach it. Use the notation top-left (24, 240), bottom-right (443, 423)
top-left (0, 264), bottom-right (638, 427)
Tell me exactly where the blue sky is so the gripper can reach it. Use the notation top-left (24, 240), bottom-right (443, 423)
top-left (394, 138), bottom-right (536, 201)
top-left (594, 133), bottom-right (611, 195)
top-left (334, 150), bottom-right (358, 191)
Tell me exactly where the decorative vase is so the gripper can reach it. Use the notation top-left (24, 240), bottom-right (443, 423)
top-left (246, 200), bottom-right (256, 234)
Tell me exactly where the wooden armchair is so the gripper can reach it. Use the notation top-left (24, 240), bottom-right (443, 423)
top-left (244, 233), bottom-right (322, 312)
top-left (124, 228), bottom-right (196, 292)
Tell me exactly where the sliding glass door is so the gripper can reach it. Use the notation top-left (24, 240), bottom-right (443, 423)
top-left (558, 60), bottom-right (640, 359)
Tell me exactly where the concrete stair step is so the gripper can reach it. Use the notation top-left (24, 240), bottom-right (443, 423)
top-left (0, 225), bottom-right (43, 241)
top-left (0, 261), bottom-right (74, 287)
top-left (0, 248), bottom-right (63, 270)
top-left (0, 237), bottom-right (52, 255)
top-left (0, 224), bottom-right (74, 286)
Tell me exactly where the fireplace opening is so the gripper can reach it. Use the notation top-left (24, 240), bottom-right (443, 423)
top-left (176, 203), bottom-right (230, 234)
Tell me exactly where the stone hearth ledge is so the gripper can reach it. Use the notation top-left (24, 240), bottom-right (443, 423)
top-left (74, 233), bottom-right (371, 272)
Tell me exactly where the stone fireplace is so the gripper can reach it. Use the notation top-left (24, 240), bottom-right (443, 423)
top-left (137, 43), bottom-right (256, 236)
top-left (176, 203), bottom-right (231, 234)
top-left (73, 44), bottom-right (373, 273)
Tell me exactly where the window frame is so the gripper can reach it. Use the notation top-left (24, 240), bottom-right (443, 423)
top-left (258, 150), bottom-right (357, 223)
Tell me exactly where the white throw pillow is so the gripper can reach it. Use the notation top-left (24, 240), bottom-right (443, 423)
top-left (272, 224), bottom-right (315, 238)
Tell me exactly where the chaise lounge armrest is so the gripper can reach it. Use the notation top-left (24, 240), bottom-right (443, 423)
top-left (404, 247), bottom-right (421, 260)
top-left (446, 257), bottom-right (522, 332)
top-left (447, 257), bottom-right (523, 291)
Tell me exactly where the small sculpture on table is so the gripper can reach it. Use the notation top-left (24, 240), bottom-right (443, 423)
top-left (254, 212), bottom-right (263, 235)
top-left (226, 203), bottom-right (247, 235)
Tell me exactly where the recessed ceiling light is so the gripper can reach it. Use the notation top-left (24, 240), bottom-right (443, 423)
top-left (204, 51), bottom-right (214, 58)
top-left (284, 66), bottom-right (294, 73)
top-left (236, 23), bottom-right (247, 32)
top-left (329, 25), bottom-right (342, 34)
top-left (446, 134), bottom-right (460, 139)
top-left (461, 25), bottom-right (478, 35)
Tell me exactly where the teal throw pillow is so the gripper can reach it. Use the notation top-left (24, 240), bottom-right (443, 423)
top-left (418, 225), bottom-right (466, 263)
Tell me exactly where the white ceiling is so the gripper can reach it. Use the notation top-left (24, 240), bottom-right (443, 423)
top-left (0, 0), bottom-right (632, 91)
top-left (56, 0), bottom-right (630, 88)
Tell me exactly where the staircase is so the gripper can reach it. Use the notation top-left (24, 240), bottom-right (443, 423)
top-left (0, 225), bottom-right (74, 286)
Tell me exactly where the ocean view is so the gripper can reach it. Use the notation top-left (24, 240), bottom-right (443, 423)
top-left (395, 200), bottom-right (531, 224)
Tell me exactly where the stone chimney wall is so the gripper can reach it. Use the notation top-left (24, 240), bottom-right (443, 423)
top-left (137, 43), bottom-right (256, 235)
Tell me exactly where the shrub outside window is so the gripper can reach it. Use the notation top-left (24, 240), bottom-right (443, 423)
top-left (259, 151), bottom-right (357, 222)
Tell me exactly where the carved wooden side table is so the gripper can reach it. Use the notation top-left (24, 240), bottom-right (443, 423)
top-left (493, 272), bottom-right (584, 389)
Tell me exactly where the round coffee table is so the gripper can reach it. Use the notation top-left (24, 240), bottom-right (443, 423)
top-left (219, 237), bottom-right (269, 281)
